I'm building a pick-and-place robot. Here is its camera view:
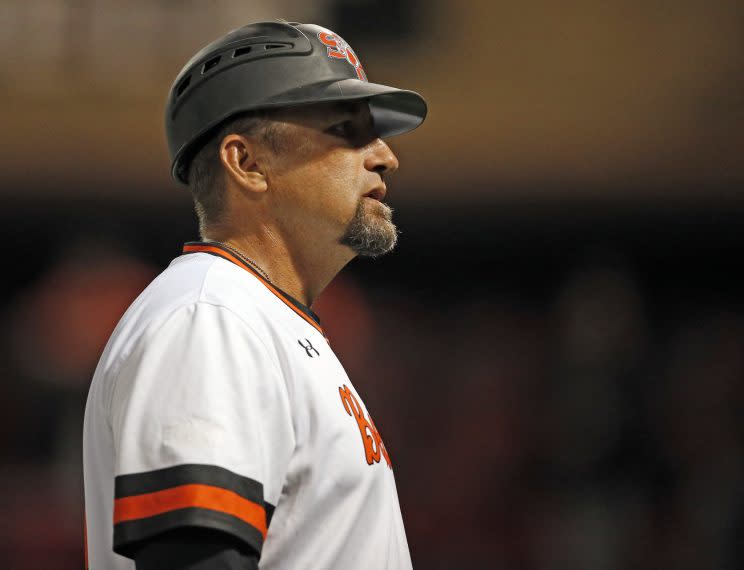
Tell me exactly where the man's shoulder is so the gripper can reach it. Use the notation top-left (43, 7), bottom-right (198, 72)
top-left (123, 252), bottom-right (266, 332)
top-left (103, 255), bottom-right (247, 351)
top-left (100, 251), bottom-right (308, 381)
top-left (128, 252), bottom-right (220, 322)
top-left (94, 253), bottom-right (279, 384)
top-left (93, 252), bottom-right (286, 385)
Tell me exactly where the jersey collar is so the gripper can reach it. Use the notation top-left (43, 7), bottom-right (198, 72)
top-left (182, 242), bottom-right (324, 335)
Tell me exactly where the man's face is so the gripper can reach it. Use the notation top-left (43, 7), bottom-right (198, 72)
top-left (259, 101), bottom-right (400, 258)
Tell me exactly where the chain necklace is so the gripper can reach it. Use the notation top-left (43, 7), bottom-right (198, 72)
top-left (211, 240), bottom-right (272, 284)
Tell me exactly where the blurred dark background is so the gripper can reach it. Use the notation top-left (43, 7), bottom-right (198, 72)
top-left (2, 1), bottom-right (743, 568)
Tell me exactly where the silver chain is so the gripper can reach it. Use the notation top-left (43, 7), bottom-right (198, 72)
top-left (211, 241), bottom-right (272, 283)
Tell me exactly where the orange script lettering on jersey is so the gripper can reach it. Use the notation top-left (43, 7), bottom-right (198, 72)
top-left (339, 385), bottom-right (392, 468)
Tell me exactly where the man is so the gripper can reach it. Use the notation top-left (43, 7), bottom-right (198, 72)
top-left (83, 21), bottom-right (426, 569)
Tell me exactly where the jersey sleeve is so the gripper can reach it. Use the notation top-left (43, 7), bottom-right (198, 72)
top-left (132, 527), bottom-right (259, 570)
top-left (108, 302), bottom-right (294, 559)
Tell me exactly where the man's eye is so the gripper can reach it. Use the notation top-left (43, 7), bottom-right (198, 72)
top-left (326, 121), bottom-right (356, 139)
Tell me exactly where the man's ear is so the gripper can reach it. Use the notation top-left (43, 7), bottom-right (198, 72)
top-left (219, 134), bottom-right (268, 193)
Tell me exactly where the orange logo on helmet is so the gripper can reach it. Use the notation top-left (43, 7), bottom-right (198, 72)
top-left (318, 32), bottom-right (367, 81)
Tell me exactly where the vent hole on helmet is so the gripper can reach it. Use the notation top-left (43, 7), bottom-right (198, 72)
top-left (202, 56), bottom-right (221, 74)
top-left (265, 44), bottom-right (284, 50)
top-left (176, 75), bottom-right (191, 97)
top-left (233, 46), bottom-right (252, 57)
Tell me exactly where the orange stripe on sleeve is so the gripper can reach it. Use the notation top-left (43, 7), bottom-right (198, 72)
top-left (113, 483), bottom-right (267, 538)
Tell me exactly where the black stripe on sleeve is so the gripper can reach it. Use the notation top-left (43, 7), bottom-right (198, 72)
top-left (114, 507), bottom-right (265, 559)
top-left (115, 463), bottom-right (264, 503)
top-left (132, 527), bottom-right (260, 570)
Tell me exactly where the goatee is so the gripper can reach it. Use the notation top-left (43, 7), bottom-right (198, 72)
top-left (340, 199), bottom-right (399, 258)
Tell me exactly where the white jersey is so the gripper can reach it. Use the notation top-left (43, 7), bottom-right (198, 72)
top-left (83, 242), bottom-right (412, 570)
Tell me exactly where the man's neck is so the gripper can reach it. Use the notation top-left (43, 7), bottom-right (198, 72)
top-left (203, 229), bottom-right (354, 306)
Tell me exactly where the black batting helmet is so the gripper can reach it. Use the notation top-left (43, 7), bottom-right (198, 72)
top-left (165, 21), bottom-right (428, 184)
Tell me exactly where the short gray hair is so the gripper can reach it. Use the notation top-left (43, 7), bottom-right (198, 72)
top-left (187, 111), bottom-right (277, 237)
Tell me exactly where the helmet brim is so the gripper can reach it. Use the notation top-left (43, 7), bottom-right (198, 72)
top-left (265, 78), bottom-right (427, 138)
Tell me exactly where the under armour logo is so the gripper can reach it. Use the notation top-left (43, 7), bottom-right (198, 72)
top-left (298, 338), bottom-right (319, 358)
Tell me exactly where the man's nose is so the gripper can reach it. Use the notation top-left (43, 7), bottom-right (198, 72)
top-left (364, 139), bottom-right (399, 177)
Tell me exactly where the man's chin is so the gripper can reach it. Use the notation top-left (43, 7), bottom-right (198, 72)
top-left (340, 200), bottom-right (399, 258)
